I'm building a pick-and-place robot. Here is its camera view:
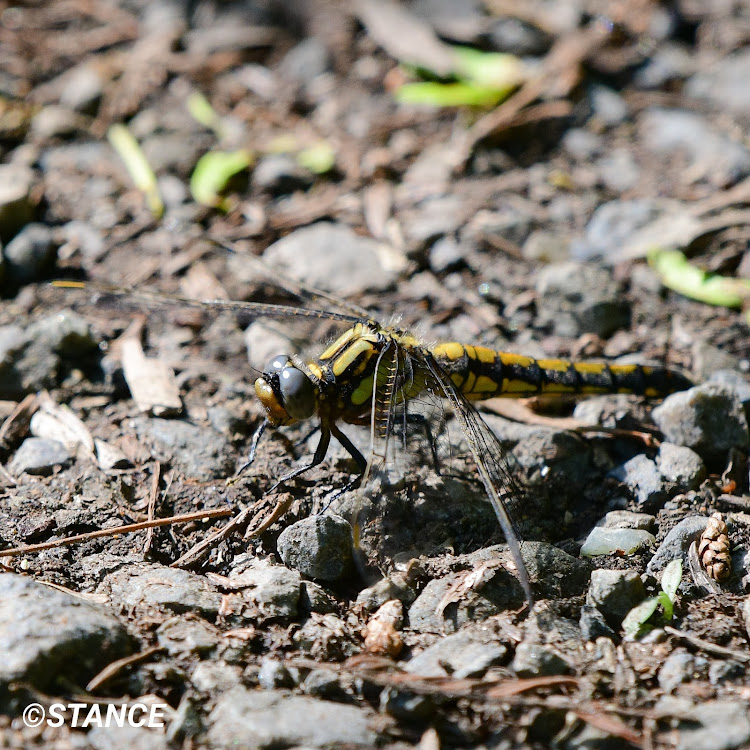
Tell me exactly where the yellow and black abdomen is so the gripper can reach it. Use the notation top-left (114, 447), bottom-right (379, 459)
top-left (431, 342), bottom-right (693, 400)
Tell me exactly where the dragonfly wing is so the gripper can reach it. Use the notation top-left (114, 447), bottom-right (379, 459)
top-left (420, 350), bottom-right (534, 607)
top-left (52, 281), bottom-right (363, 324)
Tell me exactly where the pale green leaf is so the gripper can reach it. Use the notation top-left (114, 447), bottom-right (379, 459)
top-left (657, 591), bottom-right (674, 621)
top-left (190, 149), bottom-right (253, 210)
top-left (622, 597), bottom-right (659, 640)
top-left (451, 46), bottom-right (524, 89)
top-left (297, 142), bottom-right (336, 174)
top-left (395, 81), bottom-right (510, 107)
top-left (660, 559), bottom-right (683, 603)
top-left (648, 248), bottom-right (750, 308)
top-left (107, 124), bottom-right (163, 219)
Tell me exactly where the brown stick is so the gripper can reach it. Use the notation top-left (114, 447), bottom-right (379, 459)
top-left (0, 508), bottom-right (233, 558)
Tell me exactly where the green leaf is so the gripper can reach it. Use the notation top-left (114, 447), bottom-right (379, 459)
top-left (451, 46), bottom-right (523, 89)
top-left (648, 248), bottom-right (750, 308)
top-left (622, 597), bottom-right (659, 640)
top-left (189, 149), bottom-right (253, 210)
top-left (107, 124), bottom-right (163, 219)
top-left (657, 591), bottom-right (674, 621)
top-left (297, 141), bottom-right (336, 174)
top-left (394, 81), bottom-right (510, 107)
top-left (660, 559), bottom-right (683, 603)
top-left (187, 92), bottom-right (226, 139)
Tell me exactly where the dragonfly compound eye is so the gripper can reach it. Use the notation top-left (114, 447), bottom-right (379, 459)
top-left (263, 354), bottom-right (291, 373)
top-left (279, 366), bottom-right (315, 420)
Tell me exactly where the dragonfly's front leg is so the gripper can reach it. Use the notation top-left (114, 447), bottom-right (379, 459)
top-left (268, 427), bottom-right (332, 493)
top-left (231, 418), bottom-right (269, 479)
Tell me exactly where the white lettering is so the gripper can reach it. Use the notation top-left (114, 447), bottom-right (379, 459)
top-left (105, 703), bottom-right (127, 727)
top-left (128, 704), bottom-right (147, 727)
top-left (47, 704), bottom-right (65, 727)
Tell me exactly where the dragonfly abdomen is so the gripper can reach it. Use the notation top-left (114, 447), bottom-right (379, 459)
top-left (431, 342), bottom-right (693, 400)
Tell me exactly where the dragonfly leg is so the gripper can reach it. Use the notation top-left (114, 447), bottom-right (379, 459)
top-left (294, 423), bottom-right (320, 449)
top-left (405, 412), bottom-right (441, 475)
top-left (230, 419), bottom-right (268, 482)
top-left (315, 425), bottom-right (369, 511)
top-left (269, 427), bottom-right (331, 493)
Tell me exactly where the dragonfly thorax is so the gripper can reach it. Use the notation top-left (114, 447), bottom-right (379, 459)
top-left (254, 354), bottom-right (316, 426)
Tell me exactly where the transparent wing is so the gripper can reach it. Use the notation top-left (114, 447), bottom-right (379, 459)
top-left (420, 350), bottom-right (534, 606)
top-left (209, 239), bottom-right (372, 319)
top-left (51, 280), bottom-right (363, 325)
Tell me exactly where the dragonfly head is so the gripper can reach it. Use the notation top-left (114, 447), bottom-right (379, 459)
top-left (255, 355), bottom-right (316, 426)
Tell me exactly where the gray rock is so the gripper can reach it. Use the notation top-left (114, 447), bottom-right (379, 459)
top-left (0, 573), bottom-right (131, 698)
top-left (640, 108), bottom-right (750, 186)
top-left (278, 38), bottom-right (331, 84)
top-left (707, 370), bottom-right (750, 417)
top-left (88, 724), bottom-right (168, 750)
top-left (228, 557), bottom-right (301, 621)
top-left (579, 603), bottom-right (617, 641)
top-left (300, 580), bottom-right (339, 614)
top-left (0, 311), bottom-right (99, 399)
top-left (597, 148), bottom-right (641, 192)
top-left (59, 64), bottom-right (103, 113)
top-left (262, 222), bottom-right (398, 294)
top-left (677, 700), bottom-right (750, 750)
top-left (686, 47), bottom-right (750, 115)
top-left (257, 658), bottom-right (295, 689)
top-left (521, 230), bottom-right (570, 263)
top-left (571, 198), bottom-right (683, 263)
top-left (3, 222), bottom-right (57, 283)
top-left (658, 650), bottom-right (695, 693)
top-left (404, 194), bottom-right (467, 246)
top-left (562, 128), bottom-right (603, 160)
top-left (589, 84), bottom-right (628, 126)
top-left (652, 384), bottom-right (749, 463)
top-left (60, 220), bottom-right (106, 260)
top-left (408, 567), bottom-right (517, 633)
top-left (30, 309), bottom-right (98, 357)
top-left (511, 642), bottom-right (572, 677)
top-left (252, 154), bottom-right (314, 194)
top-left (599, 510), bottom-right (656, 532)
top-left (277, 514), bottom-right (354, 582)
top-left (708, 660), bottom-right (744, 685)
top-left (0, 164), bottom-right (35, 241)
top-left (380, 688), bottom-right (435, 721)
top-left (30, 105), bottom-right (84, 139)
top-left (657, 443), bottom-right (706, 490)
top-left (586, 569), bottom-right (645, 627)
top-left (207, 687), bottom-right (380, 749)
top-left (635, 43), bottom-right (694, 89)
top-left (156, 615), bottom-right (220, 656)
top-left (355, 571), bottom-right (418, 612)
top-left (646, 515), bottom-right (709, 575)
top-left (535, 261), bottom-right (630, 338)
top-left (131, 417), bottom-right (235, 481)
top-left (303, 668), bottom-right (345, 699)
top-left (99, 564), bottom-right (223, 617)
top-left (429, 235), bottom-right (464, 272)
top-left (405, 630), bottom-right (507, 679)
top-left (293, 613), bottom-right (358, 660)
top-left (610, 454), bottom-right (668, 512)
top-left (191, 661), bottom-right (242, 692)
top-left (411, 0), bottom-right (486, 44)
top-left (580, 527), bottom-right (655, 557)
top-left (488, 17), bottom-right (551, 55)
top-left (520, 542), bottom-right (591, 600)
top-left (9, 437), bottom-right (72, 476)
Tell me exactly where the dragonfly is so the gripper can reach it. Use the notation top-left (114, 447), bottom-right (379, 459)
top-left (53, 273), bottom-right (693, 606)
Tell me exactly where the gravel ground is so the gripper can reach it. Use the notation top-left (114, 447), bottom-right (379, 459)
top-left (2, 1), bottom-right (750, 748)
